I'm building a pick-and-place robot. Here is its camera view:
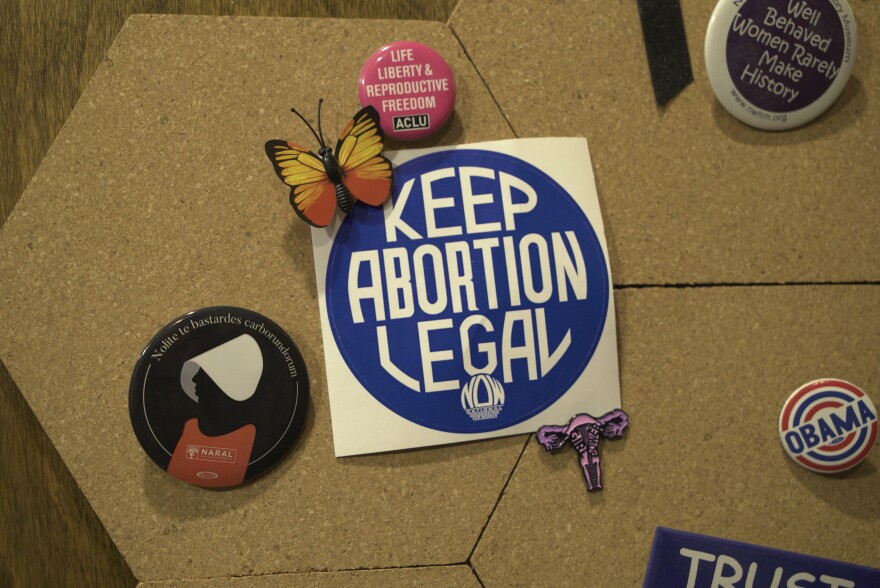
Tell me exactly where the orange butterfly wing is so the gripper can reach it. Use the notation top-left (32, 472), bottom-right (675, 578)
top-left (265, 140), bottom-right (337, 228)
top-left (335, 106), bottom-right (393, 207)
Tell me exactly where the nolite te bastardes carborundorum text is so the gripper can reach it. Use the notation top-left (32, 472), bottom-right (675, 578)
top-left (345, 165), bottom-right (589, 393)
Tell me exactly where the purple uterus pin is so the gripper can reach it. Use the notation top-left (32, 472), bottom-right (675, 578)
top-left (537, 409), bottom-right (629, 491)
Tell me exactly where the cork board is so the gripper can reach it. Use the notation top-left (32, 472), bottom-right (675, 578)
top-left (0, 15), bottom-right (519, 583)
top-left (0, 8), bottom-right (878, 588)
top-left (471, 285), bottom-right (880, 585)
top-left (451, 0), bottom-right (880, 285)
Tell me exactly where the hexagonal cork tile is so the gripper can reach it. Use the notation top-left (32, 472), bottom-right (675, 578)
top-left (451, 0), bottom-right (880, 285)
top-left (472, 285), bottom-right (880, 586)
top-left (0, 15), bottom-right (519, 583)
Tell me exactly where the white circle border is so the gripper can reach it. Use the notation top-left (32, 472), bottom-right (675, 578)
top-left (704, 0), bottom-right (857, 130)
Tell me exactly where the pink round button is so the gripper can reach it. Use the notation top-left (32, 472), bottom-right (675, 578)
top-left (359, 41), bottom-right (456, 141)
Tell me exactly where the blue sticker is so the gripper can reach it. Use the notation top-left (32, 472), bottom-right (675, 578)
top-left (325, 149), bottom-right (610, 433)
top-left (644, 527), bottom-right (880, 587)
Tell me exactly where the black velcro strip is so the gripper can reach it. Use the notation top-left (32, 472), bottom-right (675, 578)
top-left (637, 0), bottom-right (694, 105)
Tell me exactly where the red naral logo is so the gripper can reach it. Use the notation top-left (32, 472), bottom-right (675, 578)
top-left (185, 445), bottom-right (238, 463)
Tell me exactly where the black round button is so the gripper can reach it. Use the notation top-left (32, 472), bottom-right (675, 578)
top-left (129, 307), bottom-right (309, 488)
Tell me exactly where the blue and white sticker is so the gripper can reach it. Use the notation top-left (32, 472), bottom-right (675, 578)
top-left (312, 139), bottom-right (620, 456)
top-left (644, 527), bottom-right (880, 587)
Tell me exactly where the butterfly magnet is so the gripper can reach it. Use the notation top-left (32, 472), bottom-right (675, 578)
top-left (265, 100), bottom-right (393, 228)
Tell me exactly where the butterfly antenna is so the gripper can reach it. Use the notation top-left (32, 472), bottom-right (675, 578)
top-left (289, 104), bottom-right (322, 146)
top-left (316, 98), bottom-right (327, 148)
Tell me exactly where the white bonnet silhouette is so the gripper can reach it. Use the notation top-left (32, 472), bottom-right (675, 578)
top-left (180, 334), bottom-right (263, 402)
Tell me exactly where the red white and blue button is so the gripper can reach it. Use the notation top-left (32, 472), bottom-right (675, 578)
top-left (779, 379), bottom-right (877, 474)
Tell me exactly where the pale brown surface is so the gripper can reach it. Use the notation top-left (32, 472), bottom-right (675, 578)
top-left (471, 285), bottom-right (880, 585)
top-left (2, 3), bottom-right (879, 588)
top-left (138, 565), bottom-right (480, 587)
top-left (0, 361), bottom-right (136, 587)
top-left (0, 0), bottom-right (455, 227)
top-left (0, 13), bottom-right (517, 584)
top-left (450, 0), bottom-right (880, 285)
top-left (1, 4), bottom-right (454, 586)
